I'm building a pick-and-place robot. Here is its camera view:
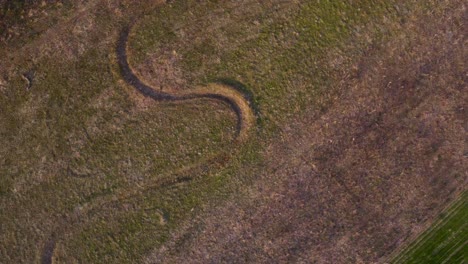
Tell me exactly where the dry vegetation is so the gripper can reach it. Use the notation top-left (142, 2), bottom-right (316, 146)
top-left (145, 1), bottom-right (467, 263)
top-left (0, 0), bottom-right (466, 263)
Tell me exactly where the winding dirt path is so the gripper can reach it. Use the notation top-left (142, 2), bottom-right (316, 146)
top-left (117, 23), bottom-right (254, 141)
top-left (41, 22), bottom-right (254, 264)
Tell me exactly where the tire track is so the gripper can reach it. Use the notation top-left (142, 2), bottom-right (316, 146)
top-left (41, 21), bottom-right (254, 264)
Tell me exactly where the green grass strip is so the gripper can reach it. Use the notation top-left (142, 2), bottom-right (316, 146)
top-left (391, 191), bottom-right (467, 264)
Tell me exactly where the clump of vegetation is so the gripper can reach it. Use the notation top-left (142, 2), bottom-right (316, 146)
top-left (0, 0), bottom-right (71, 47)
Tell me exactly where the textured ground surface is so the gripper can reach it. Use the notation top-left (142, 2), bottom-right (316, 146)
top-left (0, 0), bottom-right (466, 263)
top-left (145, 3), bottom-right (467, 262)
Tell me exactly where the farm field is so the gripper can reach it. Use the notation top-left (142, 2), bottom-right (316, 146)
top-left (0, 0), bottom-right (466, 263)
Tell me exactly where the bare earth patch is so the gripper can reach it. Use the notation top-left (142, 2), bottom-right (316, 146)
top-left (145, 2), bottom-right (467, 263)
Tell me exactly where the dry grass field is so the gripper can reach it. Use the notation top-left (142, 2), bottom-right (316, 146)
top-left (0, 0), bottom-right (466, 263)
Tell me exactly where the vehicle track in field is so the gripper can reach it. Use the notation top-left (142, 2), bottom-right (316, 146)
top-left (41, 21), bottom-right (255, 264)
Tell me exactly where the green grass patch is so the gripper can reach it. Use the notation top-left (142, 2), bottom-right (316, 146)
top-left (391, 192), bottom-right (467, 264)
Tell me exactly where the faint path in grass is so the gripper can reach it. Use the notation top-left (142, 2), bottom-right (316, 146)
top-left (40, 20), bottom-right (255, 264)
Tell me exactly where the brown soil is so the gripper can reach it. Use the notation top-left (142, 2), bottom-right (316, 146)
top-left (145, 2), bottom-right (467, 263)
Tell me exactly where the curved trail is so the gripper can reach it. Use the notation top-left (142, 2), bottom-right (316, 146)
top-left (117, 24), bottom-right (253, 141)
top-left (41, 23), bottom-right (254, 264)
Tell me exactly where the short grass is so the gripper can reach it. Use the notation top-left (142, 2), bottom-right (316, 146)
top-left (391, 192), bottom-right (467, 264)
